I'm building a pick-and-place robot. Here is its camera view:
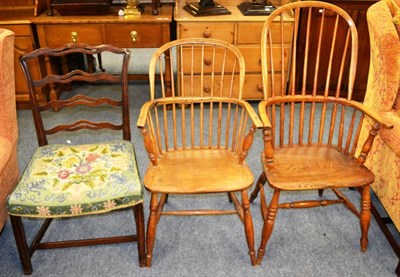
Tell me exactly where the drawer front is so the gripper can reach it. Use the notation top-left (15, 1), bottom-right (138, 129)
top-left (243, 74), bottom-right (285, 99)
top-left (179, 23), bottom-right (235, 43)
top-left (181, 47), bottom-right (240, 74)
top-left (237, 22), bottom-right (293, 44)
top-left (237, 22), bottom-right (263, 44)
top-left (39, 24), bottom-right (103, 46)
top-left (1, 24), bottom-right (31, 36)
top-left (243, 74), bottom-right (263, 100)
top-left (181, 75), bottom-right (241, 98)
top-left (238, 45), bottom-right (291, 74)
top-left (238, 46), bottom-right (261, 73)
top-left (104, 24), bottom-right (166, 48)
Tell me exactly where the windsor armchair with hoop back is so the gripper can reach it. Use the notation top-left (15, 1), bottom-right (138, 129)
top-left (137, 38), bottom-right (263, 266)
top-left (250, 1), bottom-right (393, 264)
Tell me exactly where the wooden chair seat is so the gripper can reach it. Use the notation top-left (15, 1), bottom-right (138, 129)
top-left (144, 149), bottom-right (254, 194)
top-left (262, 146), bottom-right (375, 191)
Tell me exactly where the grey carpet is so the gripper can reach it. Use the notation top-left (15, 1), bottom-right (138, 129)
top-left (0, 78), bottom-right (398, 276)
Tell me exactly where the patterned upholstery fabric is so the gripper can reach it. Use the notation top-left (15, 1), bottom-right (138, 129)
top-left (357, 0), bottom-right (400, 231)
top-left (7, 141), bottom-right (143, 218)
top-left (0, 29), bottom-right (19, 230)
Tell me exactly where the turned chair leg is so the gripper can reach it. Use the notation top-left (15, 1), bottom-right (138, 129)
top-left (9, 215), bottom-right (33, 275)
top-left (360, 184), bottom-right (371, 252)
top-left (146, 193), bottom-right (159, 267)
top-left (241, 190), bottom-right (256, 265)
top-left (133, 203), bottom-right (146, 267)
top-left (250, 172), bottom-right (267, 203)
top-left (257, 189), bottom-right (280, 265)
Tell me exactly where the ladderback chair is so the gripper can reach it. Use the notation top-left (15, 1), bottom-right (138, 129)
top-left (7, 43), bottom-right (145, 274)
top-left (138, 38), bottom-right (263, 266)
top-left (250, 1), bottom-right (393, 264)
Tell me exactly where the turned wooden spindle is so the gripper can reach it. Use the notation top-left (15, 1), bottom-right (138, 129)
top-left (140, 128), bottom-right (157, 166)
top-left (357, 122), bottom-right (380, 164)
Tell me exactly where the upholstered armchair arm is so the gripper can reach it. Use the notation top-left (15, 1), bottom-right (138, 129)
top-left (0, 29), bottom-right (18, 145)
top-left (365, 1), bottom-right (400, 112)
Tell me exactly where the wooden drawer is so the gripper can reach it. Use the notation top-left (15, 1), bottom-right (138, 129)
top-left (237, 22), bottom-right (293, 44)
top-left (38, 24), bottom-right (103, 46)
top-left (243, 74), bottom-right (263, 100)
top-left (1, 24), bottom-right (31, 36)
top-left (181, 46), bottom-right (239, 74)
top-left (104, 24), bottom-right (166, 48)
top-left (238, 46), bottom-right (261, 73)
top-left (181, 75), bottom-right (241, 97)
top-left (243, 74), bottom-right (284, 99)
top-left (238, 45), bottom-right (291, 74)
top-left (178, 23), bottom-right (235, 43)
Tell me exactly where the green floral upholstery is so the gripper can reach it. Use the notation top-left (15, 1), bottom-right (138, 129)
top-left (7, 141), bottom-right (143, 218)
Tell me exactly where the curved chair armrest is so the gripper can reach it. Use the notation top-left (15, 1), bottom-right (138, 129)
top-left (258, 100), bottom-right (272, 128)
top-left (240, 100), bottom-right (263, 129)
top-left (138, 97), bottom-right (263, 129)
top-left (137, 100), bottom-right (155, 128)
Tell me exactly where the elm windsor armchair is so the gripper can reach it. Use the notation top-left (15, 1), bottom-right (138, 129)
top-left (137, 38), bottom-right (263, 266)
top-left (6, 43), bottom-right (145, 274)
top-left (250, 1), bottom-right (394, 264)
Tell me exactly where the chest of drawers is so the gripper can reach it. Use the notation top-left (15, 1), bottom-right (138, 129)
top-left (174, 3), bottom-right (293, 100)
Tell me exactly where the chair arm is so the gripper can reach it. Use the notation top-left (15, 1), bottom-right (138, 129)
top-left (240, 100), bottom-right (263, 129)
top-left (0, 29), bottom-right (17, 145)
top-left (137, 100), bottom-right (155, 128)
top-left (365, 2), bottom-right (400, 112)
top-left (257, 100), bottom-right (272, 128)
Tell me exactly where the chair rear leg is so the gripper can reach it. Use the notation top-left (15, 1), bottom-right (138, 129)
top-left (9, 215), bottom-right (33, 275)
top-left (146, 193), bottom-right (159, 267)
top-left (360, 184), bottom-right (371, 252)
top-left (250, 172), bottom-right (267, 203)
top-left (256, 189), bottom-right (280, 265)
top-left (241, 190), bottom-right (256, 265)
top-left (132, 203), bottom-right (146, 267)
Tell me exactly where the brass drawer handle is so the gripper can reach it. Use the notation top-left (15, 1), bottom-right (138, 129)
top-left (203, 29), bottom-right (211, 38)
top-left (131, 31), bottom-right (137, 43)
top-left (71, 31), bottom-right (78, 43)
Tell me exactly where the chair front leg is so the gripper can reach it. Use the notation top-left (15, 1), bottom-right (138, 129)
top-left (132, 203), bottom-right (146, 267)
top-left (360, 184), bottom-right (371, 252)
top-left (10, 215), bottom-right (33, 275)
top-left (241, 190), bottom-right (256, 265)
top-left (256, 189), bottom-right (280, 265)
top-left (146, 193), bottom-right (159, 267)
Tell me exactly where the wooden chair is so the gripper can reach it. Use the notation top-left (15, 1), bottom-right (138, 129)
top-left (250, 1), bottom-right (394, 264)
top-left (137, 38), bottom-right (263, 266)
top-left (7, 43), bottom-right (145, 274)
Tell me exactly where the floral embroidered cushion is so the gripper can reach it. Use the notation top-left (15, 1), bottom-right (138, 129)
top-left (7, 141), bottom-right (143, 218)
